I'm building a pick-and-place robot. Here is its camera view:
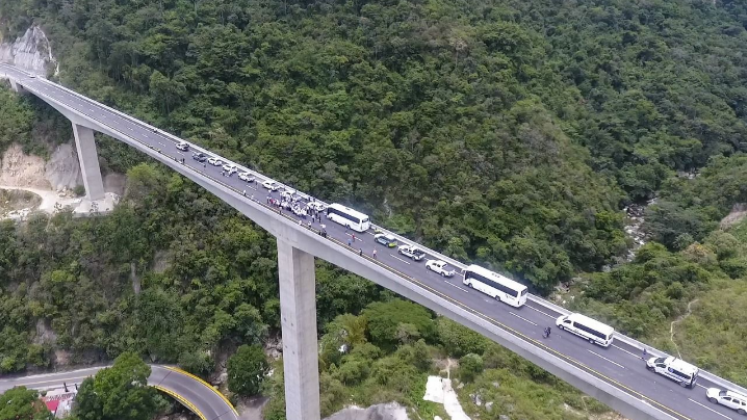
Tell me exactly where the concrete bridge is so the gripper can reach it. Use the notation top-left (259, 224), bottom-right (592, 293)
top-left (2, 63), bottom-right (744, 420)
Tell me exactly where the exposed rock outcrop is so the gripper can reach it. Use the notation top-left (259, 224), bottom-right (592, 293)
top-left (0, 144), bottom-right (51, 189)
top-left (324, 403), bottom-right (409, 420)
top-left (45, 143), bottom-right (83, 191)
top-left (0, 26), bottom-right (57, 76)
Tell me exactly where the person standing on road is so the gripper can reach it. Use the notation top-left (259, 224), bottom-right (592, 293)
top-left (352, 233), bottom-right (356, 242)
top-left (348, 238), bottom-right (352, 247)
top-left (642, 347), bottom-right (648, 360)
top-left (543, 327), bottom-right (551, 338)
top-left (373, 249), bottom-right (377, 259)
top-left (359, 248), bottom-right (363, 257)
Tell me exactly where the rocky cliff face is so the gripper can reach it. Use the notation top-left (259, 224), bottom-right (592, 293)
top-left (0, 26), bottom-right (57, 76)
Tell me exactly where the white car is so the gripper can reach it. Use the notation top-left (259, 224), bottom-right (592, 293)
top-left (239, 172), bottom-right (255, 182)
top-left (176, 141), bottom-right (189, 151)
top-left (291, 204), bottom-right (307, 217)
top-left (707, 388), bottom-right (747, 415)
top-left (262, 180), bottom-right (281, 191)
top-left (222, 163), bottom-right (237, 175)
top-left (208, 157), bottom-right (222, 166)
top-left (307, 202), bottom-right (326, 212)
top-left (425, 260), bottom-right (456, 277)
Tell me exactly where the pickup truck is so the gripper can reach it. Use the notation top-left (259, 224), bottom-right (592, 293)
top-left (398, 245), bottom-right (426, 261)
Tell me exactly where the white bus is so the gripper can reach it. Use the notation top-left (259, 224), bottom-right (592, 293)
top-left (463, 264), bottom-right (528, 308)
top-left (556, 313), bottom-right (615, 347)
top-left (326, 203), bottom-right (371, 233)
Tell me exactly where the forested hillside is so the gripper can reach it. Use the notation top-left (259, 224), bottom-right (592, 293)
top-left (5, 0), bottom-right (747, 293)
top-left (3, 0), bottom-right (747, 417)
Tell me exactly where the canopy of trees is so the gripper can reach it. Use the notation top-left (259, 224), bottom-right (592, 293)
top-left (227, 344), bottom-right (269, 396)
top-left (72, 353), bottom-right (158, 420)
top-left (0, 387), bottom-right (52, 420)
top-left (6, 0), bottom-right (747, 293)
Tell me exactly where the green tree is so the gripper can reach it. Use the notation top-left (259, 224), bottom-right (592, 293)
top-left (0, 387), bottom-right (52, 420)
top-left (362, 300), bottom-right (435, 348)
top-left (73, 353), bottom-right (157, 420)
top-left (459, 353), bottom-right (484, 383)
top-left (227, 345), bottom-right (269, 396)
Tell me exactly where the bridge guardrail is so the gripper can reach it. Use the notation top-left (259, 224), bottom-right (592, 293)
top-left (12, 66), bottom-right (747, 400)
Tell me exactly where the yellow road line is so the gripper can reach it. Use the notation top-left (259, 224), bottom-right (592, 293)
top-left (163, 366), bottom-right (238, 416)
top-left (154, 385), bottom-right (207, 420)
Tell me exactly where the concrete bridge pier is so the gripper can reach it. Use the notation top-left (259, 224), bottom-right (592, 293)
top-left (277, 239), bottom-right (321, 420)
top-left (72, 124), bottom-right (105, 201)
top-left (9, 80), bottom-right (24, 93)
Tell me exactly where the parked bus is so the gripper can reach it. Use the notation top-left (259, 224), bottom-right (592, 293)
top-left (462, 264), bottom-right (528, 308)
top-left (556, 313), bottom-right (615, 347)
top-left (326, 203), bottom-right (370, 233)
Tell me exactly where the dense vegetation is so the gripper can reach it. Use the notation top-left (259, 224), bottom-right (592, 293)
top-left (3, 0), bottom-right (747, 417)
top-left (263, 300), bottom-right (607, 419)
top-left (571, 206), bottom-right (747, 387)
top-left (12, 0), bottom-right (747, 292)
top-left (0, 387), bottom-right (53, 420)
top-left (72, 353), bottom-right (162, 420)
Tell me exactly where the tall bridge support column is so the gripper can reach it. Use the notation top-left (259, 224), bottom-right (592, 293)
top-left (277, 239), bottom-right (321, 420)
top-left (72, 124), bottom-right (105, 201)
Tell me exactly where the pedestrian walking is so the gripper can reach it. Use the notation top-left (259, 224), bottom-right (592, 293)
top-left (307, 220), bottom-right (312, 229)
top-left (243, 190), bottom-right (246, 196)
top-left (543, 327), bottom-right (551, 339)
top-left (352, 233), bottom-right (356, 242)
top-left (203, 163), bottom-right (206, 169)
top-left (373, 249), bottom-right (377, 259)
top-left (642, 347), bottom-right (648, 360)
top-left (348, 238), bottom-right (352, 247)
top-left (359, 248), bottom-right (363, 257)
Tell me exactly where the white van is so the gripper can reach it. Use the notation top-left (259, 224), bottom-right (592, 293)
top-left (646, 356), bottom-right (699, 388)
top-left (556, 313), bottom-right (615, 347)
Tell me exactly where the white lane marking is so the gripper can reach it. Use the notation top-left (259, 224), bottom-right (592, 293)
top-left (696, 383), bottom-right (707, 390)
top-left (445, 282), bottom-right (470, 293)
top-left (509, 312), bottom-right (537, 326)
top-left (588, 350), bottom-right (626, 369)
top-left (612, 344), bottom-right (640, 359)
top-left (390, 254), bottom-right (411, 265)
top-left (366, 231), bottom-right (375, 236)
top-left (344, 233), bottom-right (363, 241)
top-left (688, 398), bottom-right (732, 420)
top-left (525, 305), bottom-right (556, 319)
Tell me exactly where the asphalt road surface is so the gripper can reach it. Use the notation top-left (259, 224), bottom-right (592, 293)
top-left (1, 63), bottom-right (744, 420)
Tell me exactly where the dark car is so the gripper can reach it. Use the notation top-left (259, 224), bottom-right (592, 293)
top-left (192, 152), bottom-right (207, 162)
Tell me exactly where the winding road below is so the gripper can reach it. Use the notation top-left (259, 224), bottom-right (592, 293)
top-left (0, 365), bottom-right (239, 420)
